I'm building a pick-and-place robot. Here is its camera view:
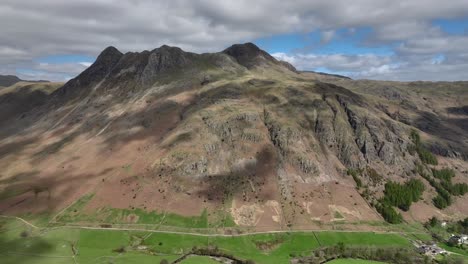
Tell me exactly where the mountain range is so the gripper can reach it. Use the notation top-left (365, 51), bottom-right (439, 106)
top-left (0, 43), bottom-right (467, 230)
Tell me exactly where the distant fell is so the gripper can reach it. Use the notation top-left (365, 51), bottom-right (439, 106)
top-left (0, 74), bottom-right (50, 87)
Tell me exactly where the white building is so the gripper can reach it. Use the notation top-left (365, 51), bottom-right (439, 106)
top-left (448, 234), bottom-right (468, 245)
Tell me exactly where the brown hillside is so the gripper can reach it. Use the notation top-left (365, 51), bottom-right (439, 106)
top-left (0, 43), bottom-right (466, 230)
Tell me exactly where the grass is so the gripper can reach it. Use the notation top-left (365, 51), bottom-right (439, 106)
top-left (180, 255), bottom-right (219, 263)
top-left (438, 243), bottom-right (468, 257)
top-left (409, 232), bottom-right (433, 242)
top-left (326, 259), bottom-right (387, 264)
top-left (333, 211), bottom-right (344, 219)
top-left (55, 193), bottom-right (223, 229)
top-left (0, 217), bottom-right (416, 264)
top-left (315, 231), bottom-right (411, 248)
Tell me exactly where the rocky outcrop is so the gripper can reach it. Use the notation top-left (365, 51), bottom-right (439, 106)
top-left (52, 46), bottom-right (123, 98)
top-left (279, 60), bottom-right (297, 72)
top-left (223, 42), bottom-right (296, 73)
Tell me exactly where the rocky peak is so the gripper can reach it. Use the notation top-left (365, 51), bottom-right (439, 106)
top-left (91, 46), bottom-right (124, 75)
top-left (148, 45), bottom-right (190, 69)
top-left (52, 46), bottom-right (123, 98)
top-left (54, 42), bottom-right (296, 100)
top-left (223, 42), bottom-right (279, 69)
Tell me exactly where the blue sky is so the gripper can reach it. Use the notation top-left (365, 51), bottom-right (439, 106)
top-left (255, 27), bottom-right (396, 56)
top-left (2, 0), bottom-right (468, 81)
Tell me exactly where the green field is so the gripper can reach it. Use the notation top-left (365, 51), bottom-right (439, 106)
top-left (326, 259), bottom-right (387, 264)
top-left (180, 255), bottom-right (220, 263)
top-left (438, 242), bottom-right (468, 257)
top-left (0, 216), bottom-right (416, 264)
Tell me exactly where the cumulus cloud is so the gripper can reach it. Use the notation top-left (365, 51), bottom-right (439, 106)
top-left (274, 51), bottom-right (468, 81)
top-left (273, 52), bottom-right (398, 78)
top-left (1, 0), bottom-right (468, 81)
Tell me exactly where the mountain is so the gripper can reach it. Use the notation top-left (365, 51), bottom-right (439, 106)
top-left (0, 43), bottom-right (467, 231)
top-left (0, 75), bottom-right (50, 88)
top-left (0, 81), bottom-right (63, 128)
top-left (0, 75), bottom-right (21, 87)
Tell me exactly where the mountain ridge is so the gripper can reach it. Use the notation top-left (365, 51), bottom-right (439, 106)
top-left (0, 75), bottom-right (50, 87)
top-left (0, 42), bottom-right (467, 230)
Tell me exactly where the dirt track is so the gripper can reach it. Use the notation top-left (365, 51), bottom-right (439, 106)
top-left (1, 214), bottom-right (426, 238)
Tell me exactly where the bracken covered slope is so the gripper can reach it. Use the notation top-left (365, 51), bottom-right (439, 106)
top-left (0, 43), bottom-right (467, 230)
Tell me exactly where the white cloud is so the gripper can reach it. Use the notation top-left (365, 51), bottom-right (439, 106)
top-left (273, 51), bottom-right (468, 81)
top-left (321, 30), bottom-right (335, 44)
top-left (273, 52), bottom-right (393, 73)
top-left (79, 62), bottom-right (92, 67)
top-left (1, 0), bottom-right (468, 81)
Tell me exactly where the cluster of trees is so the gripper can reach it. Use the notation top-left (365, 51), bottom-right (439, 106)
top-left (409, 130), bottom-right (438, 165)
top-left (295, 243), bottom-right (430, 264)
top-left (433, 168), bottom-right (468, 196)
top-left (170, 246), bottom-right (255, 264)
top-left (421, 172), bottom-right (451, 209)
top-left (383, 179), bottom-right (425, 211)
top-left (375, 179), bottom-right (425, 224)
top-left (421, 168), bottom-right (468, 209)
top-left (375, 202), bottom-right (403, 224)
top-left (425, 216), bottom-right (441, 228)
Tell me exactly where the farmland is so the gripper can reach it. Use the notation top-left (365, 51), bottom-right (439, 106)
top-left (0, 216), bottom-right (414, 264)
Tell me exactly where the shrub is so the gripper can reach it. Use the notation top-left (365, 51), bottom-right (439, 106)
top-left (418, 148), bottom-right (438, 165)
top-left (409, 129), bottom-right (438, 165)
top-left (433, 168), bottom-right (455, 181)
top-left (20, 231), bottom-right (29, 238)
top-left (112, 246), bottom-right (126, 253)
top-left (426, 216), bottom-right (440, 228)
top-left (433, 195), bottom-right (450, 209)
top-left (159, 260), bottom-right (169, 264)
top-left (450, 183), bottom-right (468, 196)
top-left (347, 169), bottom-right (363, 188)
top-left (410, 129), bottom-right (421, 145)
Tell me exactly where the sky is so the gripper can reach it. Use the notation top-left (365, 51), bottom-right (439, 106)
top-left (1, 0), bottom-right (468, 82)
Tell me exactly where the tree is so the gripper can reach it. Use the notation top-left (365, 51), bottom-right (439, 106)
top-left (427, 216), bottom-right (440, 228)
top-left (376, 203), bottom-right (403, 224)
top-left (382, 179), bottom-right (424, 211)
top-left (433, 195), bottom-right (449, 209)
top-left (159, 259), bottom-right (169, 264)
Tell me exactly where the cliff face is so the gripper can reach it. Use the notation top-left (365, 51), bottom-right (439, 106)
top-left (0, 43), bottom-right (467, 228)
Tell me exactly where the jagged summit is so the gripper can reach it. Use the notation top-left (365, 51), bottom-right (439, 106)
top-left (222, 42), bottom-right (281, 69)
top-left (98, 46), bottom-right (123, 60)
top-left (53, 42), bottom-right (297, 101)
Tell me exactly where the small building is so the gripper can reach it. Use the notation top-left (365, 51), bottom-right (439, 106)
top-left (448, 234), bottom-right (468, 245)
top-left (418, 244), bottom-right (447, 257)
